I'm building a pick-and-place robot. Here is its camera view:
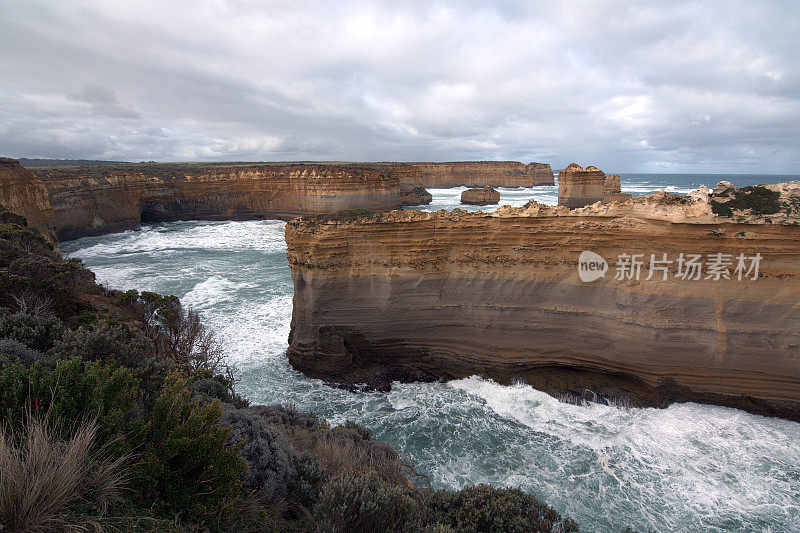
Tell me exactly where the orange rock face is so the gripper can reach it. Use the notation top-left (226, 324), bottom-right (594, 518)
top-left (286, 190), bottom-right (800, 419)
top-left (558, 163), bottom-right (607, 208)
top-left (361, 161), bottom-right (554, 188)
top-left (0, 158), bottom-right (56, 240)
top-left (10, 162), bottom-right (402, 241)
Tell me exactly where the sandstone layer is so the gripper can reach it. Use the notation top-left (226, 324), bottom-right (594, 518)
top-left (11, 162), bottom-right (402, 241)
top-left (461, 186), bottom-right (500, 205)
top-left (286, 187), bottom-right (800, 420)
top-left (360, 161), bottom-right (554, 188)
top-left (558, 163), bottom-right (607, 208)
top-left (0, 158), bottom-right (56, 240)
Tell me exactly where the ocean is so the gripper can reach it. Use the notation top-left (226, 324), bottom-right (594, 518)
top-left (61, 174), bottom-right (800, 533)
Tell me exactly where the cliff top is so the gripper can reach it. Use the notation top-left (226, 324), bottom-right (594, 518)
top-left (292, 181), bottom-right (800, 229)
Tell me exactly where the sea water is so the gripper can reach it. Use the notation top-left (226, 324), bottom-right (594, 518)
top-left (61, 174), bottom-right (800, 532)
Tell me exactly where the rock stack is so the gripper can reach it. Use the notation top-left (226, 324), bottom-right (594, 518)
top-left (557, 163), bottom-right (607, 208)
top-left (461, 186), bottom-right (500, 205)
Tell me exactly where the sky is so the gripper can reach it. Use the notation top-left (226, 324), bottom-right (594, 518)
top-left (0, 0), bottom-right (798, 173)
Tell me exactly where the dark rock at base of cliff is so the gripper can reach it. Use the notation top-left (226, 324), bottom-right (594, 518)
top-left (461, 186), bottom-right (500, 205)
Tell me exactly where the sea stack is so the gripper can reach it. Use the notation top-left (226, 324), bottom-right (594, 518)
top-left (558, 163), bottom-right (606, 208)
top-left (461, 186), bottom-right (500, 205)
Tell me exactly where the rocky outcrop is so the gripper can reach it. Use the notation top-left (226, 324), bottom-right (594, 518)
top-left (0, 158), bottom-right (56, 240)
top-left (359, 161), bottom-right (554, 188)
top-left (603, 173), bottom-right (630, 204)
top-left (460, 186), bottom-right (500, 205)
top-left (12, 162), bottom-right (402, 241)
top-left (286, 187), bottom-right (800, 420)
top-left (399, 183), bottom-right (433, 206)
top-left (557, 163), bottom-right (607, 208)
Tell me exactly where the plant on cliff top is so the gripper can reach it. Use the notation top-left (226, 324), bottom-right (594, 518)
top-left (129, 372), bottom-right (246, 517)
top-left (0, 413), bottom-right (129, 533)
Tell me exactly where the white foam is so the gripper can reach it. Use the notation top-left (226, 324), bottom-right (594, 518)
top-left (63, 217), bottom-right (800, 533)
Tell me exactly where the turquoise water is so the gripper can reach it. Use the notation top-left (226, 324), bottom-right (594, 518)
top-left (61, 176), bottom-right (800, 532)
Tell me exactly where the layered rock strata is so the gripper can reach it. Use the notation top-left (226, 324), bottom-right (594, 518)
top-left (11, 162), bottom-right (402, 241)
top-left (286, 187), bottom-right (800, 420)
top-left (360, 161), bottom-right (554, 188)
top-left (461, 186), bottom-right (500, 205)
top-left (558, 163), bottom-right (607, 207)
top-left (0, 158), bottom-right (56, 240)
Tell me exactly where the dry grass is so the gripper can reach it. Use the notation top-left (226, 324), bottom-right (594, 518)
top-left (0, 411), bottom-right (129, 532)
top-left (312, 435), bottom-right (404, 484)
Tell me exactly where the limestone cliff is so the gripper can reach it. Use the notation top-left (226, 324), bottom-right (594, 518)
top-left (558, 163), bottom-right (607, 207)
top-left (360, 161), bottom-right (554, 188)
top-left (0, 158), bottom-right (56, 240)
top-left (286, 187), bottom-right (800, 420)
top-left (20, 163), bottom-right (402, 241)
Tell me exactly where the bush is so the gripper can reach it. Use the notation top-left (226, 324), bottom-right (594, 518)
top-left (0, 414), bottom-right (128, 532)
top-left (713, 186), bottom-right (783, 217)
top-left (421, 485), bottom-right (579, 533)
top-left (51, 320), bottom-right (149, 367)
top-left (0, 338), bottom-right (49, 367)
top-left (0, 356), bottom-right (137, 444)
top-left (219, 404), bottom-right (297, 501)
top-left (130, 372), bottom-right (247, 517)
top-left (0, 312), bottom-right (64, 352)
top-left (191, 373), bottom-right (250, 408)
top-left (313, 470), bottom-right (418, 533)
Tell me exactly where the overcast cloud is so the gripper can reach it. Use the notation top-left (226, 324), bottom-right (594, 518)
top-left (1, 0), bottom-right (798, 172)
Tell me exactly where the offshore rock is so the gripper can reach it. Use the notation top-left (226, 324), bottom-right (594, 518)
top-left (603, 174), bottom-right (622, 201)
top-left (286, 186), bottom-right (800, 420)
top-left (558, 163), bottom-right (607, 208)
top-left (399, 183), bottom-right (433, 206)
top-left (461, 186), bottom-right (500, 205)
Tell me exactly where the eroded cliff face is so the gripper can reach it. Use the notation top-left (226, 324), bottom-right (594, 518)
top-left (0, 158), bottom-right (56, 240)
top-left (558, 163), bottom-right (607, 207)
top-left (362, 161), bottom-right (554, 188)
top-left (286, 189), bottom-right (800, 419)
top-left (24, 163), bottom-right (402, 241)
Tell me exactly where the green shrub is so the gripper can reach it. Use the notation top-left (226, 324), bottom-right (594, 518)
top-left (713, 186), bottom-right (783, 217)
top-left (0, 356), bottom-right (137, 444)
top-left (421, 485), bottom-right (579, 533)
top-left (130, 372), bottom-right (246, 517)
top-left (710, 200), bottom-right (733, 217)
top-left (50, 320), bottom-right (148, 367)
top-left (0, 338), bottom-right (49, 367)
top-left (219, 404), bottom-right (297, 501)
top-left (0, 313), bottom-right (64, 353)
top-left (313, 470), bottom-right (418, 533)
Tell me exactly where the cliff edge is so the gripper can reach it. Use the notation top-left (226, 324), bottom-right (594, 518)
top-left (286, 184), bottom-right (800, 420)
top-left (7, 162), bottom-right (402, 241)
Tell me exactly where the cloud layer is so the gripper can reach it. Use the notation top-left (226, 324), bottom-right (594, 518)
top-left (1, 0), bottom-right (798, 172)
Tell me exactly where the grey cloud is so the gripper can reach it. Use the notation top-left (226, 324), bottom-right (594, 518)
top-left (0, 0), bottom-right (798, 172)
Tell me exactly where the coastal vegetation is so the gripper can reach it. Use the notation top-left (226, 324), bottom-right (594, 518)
top-left (0, 205), bottom-right (579, 532)
top-left (710, 185), bottom-right (784, 217)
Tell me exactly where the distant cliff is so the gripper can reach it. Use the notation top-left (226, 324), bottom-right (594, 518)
top-left (9, 162), bottom-right (402, 241)
top-left (360, 161), bottom-right (554, 188)
top-left (286, 185), bottom-right (800, 420)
